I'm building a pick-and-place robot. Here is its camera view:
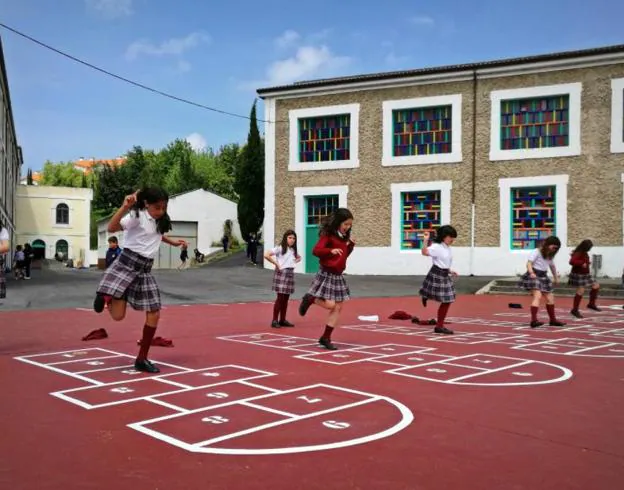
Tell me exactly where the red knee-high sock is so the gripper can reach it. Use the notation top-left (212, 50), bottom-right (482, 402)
top-left (437, 303), bottom-right (451, 327)
top-left (138, 324), bottom-right (157, 360)
top-left (546, 304), bottom-right (557, 322)
top-left (589, 288), bottom-right (598, 307)
top-left (572, 294), bottom-right (582, 311)
top-left (530, 306), bottom-right (538, 322)
top-left (322, 325), bottom-right (334, 341)
top-left (272, 295), bottom-right (281, 322)
top-left (279, 294), bottom-right (290, 322)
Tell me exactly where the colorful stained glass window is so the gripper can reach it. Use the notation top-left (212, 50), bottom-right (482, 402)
top-left (500, 95), bottom-right (569, 150)
top-left (511, 186), bottom-right (556, 250)
top-left (393, 106), bottom-right (452, 157)
top-left (401, 191), bottom-right (441, 249)
top-left (298, 115), bottom-right (350, 163)
top-left (306, 195), bottom-right (339, 226)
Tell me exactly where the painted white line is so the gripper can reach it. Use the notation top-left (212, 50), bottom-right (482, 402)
top-left (14, 357), bottom-right (104, 385)
top-left (15, 347), bottom-right (110, 359)
top-left (448, 360), bottom-right (532, 382)
top-left (237, 381), bottom-right (281, 393)
top-left (564, 343), bottom-right (619, 355)
top-left (75, 307), bottom-right (94, 312)
top-left (145, 398), bottom-right (190, 413)
top-left (47, 355), bottom-right (124, 366)
top-left (239, 401), bottom-right (297, 418)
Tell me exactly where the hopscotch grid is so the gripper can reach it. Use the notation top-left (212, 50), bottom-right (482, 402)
top-left (446, 360), bottom-right (532, 382)
top-left (14, 358), bottom-right (105, 386)
top-left (75, 364), bottom-right (135, 374)
top-left (47, 354), bottom-right (126, 366)
top-left (239, 401), bottom-right (298, 418)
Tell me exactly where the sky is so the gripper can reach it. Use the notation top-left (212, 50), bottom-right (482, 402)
top-left (1, 0), bottom-right (623, 173)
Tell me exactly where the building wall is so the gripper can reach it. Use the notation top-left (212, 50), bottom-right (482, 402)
top-left (265, 59), bottom-right (624, 278)
top-left (16, 185), bottom-right (93, 265)
top-left (0, 35), bottom-right (23, 267)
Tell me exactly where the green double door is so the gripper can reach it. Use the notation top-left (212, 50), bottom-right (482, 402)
top-left (304, 194), bottom-right (339, 273)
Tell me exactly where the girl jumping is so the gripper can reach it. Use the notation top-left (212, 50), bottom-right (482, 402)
top-left (264, 229), bottom-right (301, 328)
top-left (419, 226), bottom-right (458, 335)
top-left (92, 188), bottom-right (186, 373)
top-left (518, 236), bottom-right (566, 328)
top-left (298, 208), bottom-right (355, 350)
top-left (568, 239), bottom-right (601, 318)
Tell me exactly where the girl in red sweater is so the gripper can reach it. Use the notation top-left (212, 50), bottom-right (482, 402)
top-left (568, 239), bottom-right (601, 318)
top-left (298, 208), bottom-right (354, 350)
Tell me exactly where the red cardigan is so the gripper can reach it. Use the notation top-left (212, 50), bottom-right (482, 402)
top-left (312, 233), bottom-right (355, 274)
top-left (569, 251), bottom-right (590, 274)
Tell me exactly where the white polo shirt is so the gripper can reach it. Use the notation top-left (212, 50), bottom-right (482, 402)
top-left (270, 246), bottom-right (297, 269)
top-left (0, 227), bottom-right (8, 256)
top-left (528, 248), bottom-right (553, 272)
top-left (428, 242), bottom-right (453, 269)
top-left (120, 210), bottom-right (162, 259)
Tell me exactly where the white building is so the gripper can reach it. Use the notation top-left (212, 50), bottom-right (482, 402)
top-left (97, 188), bottom-right (241, 269)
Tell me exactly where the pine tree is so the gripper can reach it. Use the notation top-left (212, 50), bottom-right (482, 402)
top-left (26, 168), bottom-right (33, 185)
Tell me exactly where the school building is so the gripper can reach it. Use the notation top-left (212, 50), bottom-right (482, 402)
top-left (257, 44), bottom-right (624, 278)
top-left (0, 34), bottom-right (24, 267)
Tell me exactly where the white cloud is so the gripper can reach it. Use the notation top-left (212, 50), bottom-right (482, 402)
top-left (382, 41), bottom-right (410, 67)
top-left (410, 15), bottom-right (435, 25)
top-left (275, 30), bottom-right (301, 49)
top-left (85, 0), bottom-right (133, 18)
top-left (177, 60), bottom-right (192, 73)
top-left (125, 32), bottom-right (211, 61)
top-left (186, 133), bottom-right (207, 152)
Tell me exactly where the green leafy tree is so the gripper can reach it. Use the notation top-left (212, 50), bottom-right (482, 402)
top-left (235, 100), bottom-right (265, 240)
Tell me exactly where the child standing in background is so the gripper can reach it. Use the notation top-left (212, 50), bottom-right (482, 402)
top-left (299, 208), bottom-right (355, 350)
top-left (264, 229), bottom-right (301, 328)
top-left (568, 239), bottom-right (601, 318)
top-left (419, 226), bottom-right (458, 335)
top-left (105, 236), bottom-right (122, 268)
top-left (518, 236), bottom-right (566, 328)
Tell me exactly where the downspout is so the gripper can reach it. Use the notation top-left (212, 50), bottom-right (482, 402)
top-left (469, 69), bottom-right (477, 276)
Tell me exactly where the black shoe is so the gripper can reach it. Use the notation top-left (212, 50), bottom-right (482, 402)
top-left (279, 320), bottom-right (295, 327)
top-left (587, 304), bottom-right (601, 312)
top-left (299, 294), bottom-right (313, 317)
top-left (421, 296), bottom-right (428, 307)
top-left (93, 294), bottom-right (105, 313)
top-left (134, 359), bottom-right (160, 373)
top-left (319, 337), bottom-right (338, 350)
top-left (530, 321), bottom-right (544, 328)
top-left (549, 320), bottom-right (566, 327)
top-left (271, 321), bottom-right (280, 328)
top-left (434, 326), bottom-right (453, 335)
top-left (570, 309), bottom-right (583, 319)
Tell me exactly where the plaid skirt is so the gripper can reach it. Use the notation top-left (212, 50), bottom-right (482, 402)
top-left (0, 256), bottom-right (5, 299)
top-left (272, 267), bottom-right (295, 295)
top-left (96, 248), bottom-right (161, 311)
top-left (568, 272), bottom-right (595, 288)
top-left (518, 270), bottom-right (553, 293)
top-left (419, 265), bottom-right (456, 303)
top-left (307, 269), bottom-right (350, 302)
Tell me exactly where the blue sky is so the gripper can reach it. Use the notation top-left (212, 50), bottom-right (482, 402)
top-left (1, 0), bottom-right (623, 173)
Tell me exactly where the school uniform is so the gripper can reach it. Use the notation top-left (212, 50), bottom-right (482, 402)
top-left (568, 252), bottom-right (594, 287)
top-left (271, 246), bottom-right (297, 295)
top-left (0, 227), bottom-right (8, 299)
top-left (96, 210), bottom-right (162, 312)
top-left (306, 233), bottom-right (354, 302)
top-left (420, 243), bottom-right (456, 303)
top-left (519, 248), bottom-right (554, 293)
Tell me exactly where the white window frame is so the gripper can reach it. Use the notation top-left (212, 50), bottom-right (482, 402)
top-left (489, 83), bottom-right (582, 161)
top-left (294, 185), bottom-right (349, 273)
top-left (52, 201), bottom-right (71, 228)
top-left (288, 104), bottom-right (360, 171)
top-left (498, 174), bottom-right (568, 252)
top-left (391, 180), bottom-right (453, 252)
top-left (610, 78), bottom-right (624, 154)
top-left (382, 94), bottom-right (462, 166)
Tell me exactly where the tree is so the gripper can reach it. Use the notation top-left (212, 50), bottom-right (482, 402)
top-left (81, 172), bottom-right (88, 188)
top-left (235, 100), bottom-right (265, 240)
top-left (26, 168), bottom-right (33, 185)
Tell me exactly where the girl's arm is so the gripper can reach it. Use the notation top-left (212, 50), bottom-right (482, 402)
top-left (108, 193), bottom-right (137, 232)
top-left (550, 263), bottom-right (558, 281)
top-left (569, 252), bottom-right (585, 266)
top-left (0, 240), bottom-right (8, 255)
top-left (162, 235), bottom-right (186, 247)
top-left (263, 248), bottom-right (280, 268)
top-left (526, 260), bottom-right (536, 276)
top-left (421, 231), bottom-right (431, 256)
top-left (312, 235), bottom-right (335, 258)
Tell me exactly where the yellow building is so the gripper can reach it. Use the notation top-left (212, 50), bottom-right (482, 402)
top-left (16, 185), bottom-right (93, 265)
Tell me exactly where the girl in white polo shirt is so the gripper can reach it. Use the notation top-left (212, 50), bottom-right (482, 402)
top-left (518, 235), bottom-right (566, 328)
top-left (264, 229), bottom-right (301, 328)
top-left (92, 188), bottom-right (187, 373)
top-left (420, 225), bottom-right (458, 335)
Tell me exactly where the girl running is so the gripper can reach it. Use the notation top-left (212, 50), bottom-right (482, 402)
top-left (568, 239), bottom-right (601, 317)
top-left (92, 188), bottom-right (186, 373)
top-left (298, 208), bottom-right (355, 350)
top-left (264, 229), bottom-right (301, 328)
top-left (518, 236), bottom-right (566, 328)
top-left (419, 226), bottom-right (458, 335)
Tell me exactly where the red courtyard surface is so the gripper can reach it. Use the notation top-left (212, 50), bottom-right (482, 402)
top-left (1, 294), bottom-right (623, 489)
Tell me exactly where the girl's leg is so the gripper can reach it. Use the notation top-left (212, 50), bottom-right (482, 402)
top-left (545, 293), bottom-right (566, 326)
top-left (271, 294), bottom-right (281, 327)
top-left (279, 294), bottom-right (294, 326)
top-left (320, 302), bottom-right (342, 350)
top-left (136, 310), bottom-right (160, 373)
top-left (108, 298), bottom-right (127, 321)
top-left (571, 287), bottom-right (585, 318)
top-left (588, 283), bottom-right (601, 311)
top-left (530, 290), bottom-right (544, 327)
top-left (434, 303), bottom-right (453, 334)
